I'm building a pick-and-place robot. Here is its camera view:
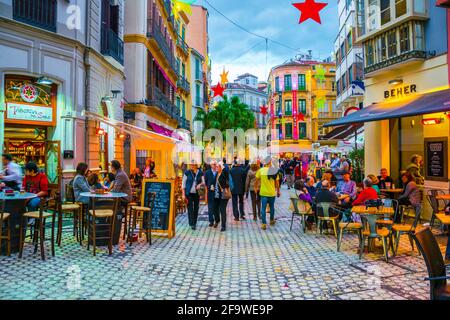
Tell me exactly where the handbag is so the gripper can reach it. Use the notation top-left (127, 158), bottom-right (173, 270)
top-left (219, 174), bottom-right (231, 200)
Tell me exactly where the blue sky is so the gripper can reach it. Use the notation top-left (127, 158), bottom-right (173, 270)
top-left (198, 0), bottom-right (339, 84)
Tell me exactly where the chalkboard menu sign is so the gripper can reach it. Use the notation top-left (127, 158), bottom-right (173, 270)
top-left (141, 179), bottom-right (175, 238)
top-left (424, 138), bottom-right (448, 182)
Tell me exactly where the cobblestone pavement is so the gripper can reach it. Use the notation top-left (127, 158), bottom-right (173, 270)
top-left (1, 186), bottom-right (447, 300)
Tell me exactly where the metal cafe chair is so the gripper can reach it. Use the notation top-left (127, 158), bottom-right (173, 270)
top-left (289, 188), bottom-right (314, 233)
top-left (426, 190), bottom-right (447, 229)
top-left (316, 202), bottom-right (341, 237)
top-left (412, 227), bottom-right (450, 300)
top-left (0, 199), bottom-right (11, 256)
top-left (392, 204), bottom-right (422, 256)
top-left (19, 197), bottom-right (56, 261)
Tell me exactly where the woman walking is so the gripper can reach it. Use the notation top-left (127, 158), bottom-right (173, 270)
top-left (245, 163), bottom-right (261, 221)
top-left (213, 162), bottom-right (231, 232)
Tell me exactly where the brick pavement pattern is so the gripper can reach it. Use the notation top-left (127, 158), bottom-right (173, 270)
top-left (0, 186), bottom-right (447, 300)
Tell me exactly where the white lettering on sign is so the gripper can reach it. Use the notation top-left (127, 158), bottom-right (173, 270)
top-left (6, 103), bottom-right (53, 122)
top-left (429, 143), bottom-right (443, 152)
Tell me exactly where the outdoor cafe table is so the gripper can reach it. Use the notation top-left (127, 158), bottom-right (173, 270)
top-left (435, 213), bottom-right (450, 261)
top-left (380, 189), bottom-right (403, 199)
top-left (0, 192), bottom-right (37, 255)
top-left (352, 206), bottom-right (395, 253)
top-left (80, 192), bottom-right (128, 246)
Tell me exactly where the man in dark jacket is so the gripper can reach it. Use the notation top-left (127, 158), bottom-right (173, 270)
top-left (182, 163), bottom-right (205, 230)
top-left (204, 161), bottom-right (218, 227)
top-left (230, 160), bottom-right (247, 221)
top-left (315, 180), bottom-right (340, 218)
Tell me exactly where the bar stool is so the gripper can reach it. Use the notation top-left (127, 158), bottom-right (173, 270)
top-left (19, 197), bottom-right (56, 261)
top-left (0, 200), bottom-right (11, 256)
top-left (127, 192), bottom-right (156, 245)
top-left (123, 189), bottom-right (140, 240)
top-left (86, 198), bottom-right (117, 256)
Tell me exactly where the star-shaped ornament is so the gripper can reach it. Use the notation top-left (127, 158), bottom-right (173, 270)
top-left (298, 113), bottom-right (305, 121)
top-left (260, 105), bottom-right (268, 116)
top-left (220, 68), bottom-right (229, 85)
top-left (172, 0), bottom-right (196, 17)
top-left (212, 82), bottom-right (225, 98)
top-left (293, 0), bottom-right (328, 24)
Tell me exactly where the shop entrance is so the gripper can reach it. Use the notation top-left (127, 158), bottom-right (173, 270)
top-left (3, 126), bottom-right (61, 189)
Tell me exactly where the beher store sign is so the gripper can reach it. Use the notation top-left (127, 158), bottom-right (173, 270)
top-left (384, 84), bottom-right (417, 99)
top-left (6, 102), bottom-right (55, 126)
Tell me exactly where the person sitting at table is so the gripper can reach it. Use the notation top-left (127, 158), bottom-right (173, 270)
top-left (316, 172), bottom-right (332, 190)
top-left (0, 154), bottom-right (23, 191)
top-left (110, 160), bottom-right (132, 203)
top-left (23, 162), bottom-right (49, 211)
top-left (305, 176), bottom-right (317, 199)
top-left (336, 173), bottom-right (357, 208)
top-left (294, 180), bottom-right (312, 204)
top-left (367, 174), bottom-right (381, 195)
top-left (72, 162), bottom-right (92, 205)
top-left (315, 180), bottom-right (340, 219)
top-left (129, 168), bottom-right (143, 189)
top-left (377, 168), bottom-right (394, 190)
top-left (103, 173), bottom-right (116, 191)
top-left (398, 171), bottom-right (421, 214)
top-left (88, 173), bottom-right (103, 190)
top-left (352, 178), bottom-right (379, 206)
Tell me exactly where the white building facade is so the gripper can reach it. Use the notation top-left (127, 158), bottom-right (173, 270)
top-left (0, 0), bottom-right (125, 187)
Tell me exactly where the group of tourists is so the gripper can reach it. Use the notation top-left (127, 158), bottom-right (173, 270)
top-left (181, 156), bottom-right (281, 232)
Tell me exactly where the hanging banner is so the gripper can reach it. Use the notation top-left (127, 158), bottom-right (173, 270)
top-left (292, 90), bottom-right (298, 140)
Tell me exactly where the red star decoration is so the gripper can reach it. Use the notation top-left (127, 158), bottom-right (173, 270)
top-left (293, 0), bottom-right (328, 24)
top-left (260, 105), bottom-right (268, 116)
top-left (298, 113), bottom-right (305, 121)
top-left (212, 82), bottom-right (225, 98)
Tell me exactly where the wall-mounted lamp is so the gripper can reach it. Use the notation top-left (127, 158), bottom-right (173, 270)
top-left (36, 77), bottom-right (53, 85)
top-left (422, 118), bottom-right (443, 126)
top-left (111, 90), bottom-right (122, 98)
top-left (117, 132), bottom-right (126, 139)
top-left (388, 78), bottom-right (403, 85)
top-left (96, 127), bottom-right (106, 135)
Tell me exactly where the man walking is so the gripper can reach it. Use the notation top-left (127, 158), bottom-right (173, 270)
top-left (230, 160), bottom-right (247, 221)
top-left (182, 162), bottom-right (205, 230)
top-left (204, 161), bottom-right (218, 227)
top-left (0, 154), bottom-right (22, 191)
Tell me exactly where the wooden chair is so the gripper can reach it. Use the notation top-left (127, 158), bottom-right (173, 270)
top-left (55, 185), bottom-right (83, 246)
top-left (19, 197), bottom-right (56, 260)
top-left (412, 227), bottom-right (450, 300)
top-left (289, 193), bottom-right (314, 233)
top-left (127, 192), bottom-right (156, 245)
top-left (316, 202), bottom-right (340, 237)
top-left (86, 198), bottom-right (117, 256)
top-left (123, 188), bottom-right (140, 240)
top-left (426, 190), bottom-right (446, 229)
top-left (0, 200), bottom-right (11, 256)
top-left (392, 204), bottom-right (422, 256)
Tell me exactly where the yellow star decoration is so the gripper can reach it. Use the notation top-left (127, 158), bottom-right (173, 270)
top-left (172, 0), bottom-right (195, 18)
top-left (220, 68), bottom-right (229, 85)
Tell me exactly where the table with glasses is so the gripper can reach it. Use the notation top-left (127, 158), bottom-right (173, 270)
top-left (436, 213), bottom-right (450, 260)
top-left (0, 192), bottom-right (37, 255)
top-left (380, 188), bottom-right (403, 199)
top-left (80, 192), bottom-right (128, 246)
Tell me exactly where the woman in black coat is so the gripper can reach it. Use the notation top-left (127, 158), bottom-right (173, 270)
top-left (213, 163), bottom-right (230, 232)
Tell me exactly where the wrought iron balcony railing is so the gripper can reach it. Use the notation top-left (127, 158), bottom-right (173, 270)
top-left (176, 37), bottom-right (189, 55)
top-left (179, 117), bottom-right (191, 131)
top-left (177, 77), bottom-right (190, 94)
top-left (101, 26), bottom-right (124, 65)
top-left (365, 50), bottom-right (427, 74)
top-left (147, 19), bottom-right (177, 73)
top-left (13, 0), bottom-right (57, 32)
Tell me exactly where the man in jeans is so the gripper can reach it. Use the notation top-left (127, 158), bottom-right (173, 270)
top-left (22, 162), bottom-right (49, 211)
top-left (255, 157), bottom-right (280, 230)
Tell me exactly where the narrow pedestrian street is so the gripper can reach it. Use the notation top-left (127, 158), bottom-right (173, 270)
top-left (1, 185), bottom-right (443, 300)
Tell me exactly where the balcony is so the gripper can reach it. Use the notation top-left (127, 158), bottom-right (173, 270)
top-left (13, 0), bottom-right (57, 32)
top-left (318, 112), bottom-right (341, 119)
top-left (163, 0), bottom-right (172, 17)
top-left (101, 26), bottom-right (124, 65)
top-left (179, 117), bottom-right (191, 131)
top-left (147, 19), bottom-right (178, 73)
top-left (364, 50), bottom-right (427, 75)
top-left (148, 86), bottom-right (180, 122)
top-left (177, 76), bottom-right (190, 94)
top-left (176, 37), bottom-right (189, 56)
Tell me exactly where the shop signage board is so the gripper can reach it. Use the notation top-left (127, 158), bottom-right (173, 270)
top-left (384, 84), bottom-right (417, 99)
top-left (5, 102), bottom-right (56, 126)
top-left (141, 179), bottom-right (176, 238)
top-left (424, 137), bottom-right (448, 182)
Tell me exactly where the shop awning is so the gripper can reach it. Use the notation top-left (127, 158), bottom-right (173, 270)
top-left (324, 88), bottom-right (450, 127)
top-left (320, 123), bottom-right (364, 140)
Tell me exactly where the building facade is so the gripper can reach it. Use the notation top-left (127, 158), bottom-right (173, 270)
top-left (218, 73), bottom-right (268, 129)
top-left (0, 0), bottom-right (125, 188)
top-left (335, 0), bottom-right (365, 115)
top-left (326, 0), bottom-right (449, 220)
top-left (267, 59), bottom-right (339, 156)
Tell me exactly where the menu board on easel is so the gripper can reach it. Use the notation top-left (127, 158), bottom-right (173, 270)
top-left (424, 137), bottom-right (448, 182)
top-left (141, 179), bottom-right (175, 238)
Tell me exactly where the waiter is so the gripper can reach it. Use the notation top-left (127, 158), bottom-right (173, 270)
top-left (0, 154), bottom-right (22, 191)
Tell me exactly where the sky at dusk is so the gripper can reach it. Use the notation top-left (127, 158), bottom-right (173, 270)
top-left (197, 0), bottom-right (339, 85)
